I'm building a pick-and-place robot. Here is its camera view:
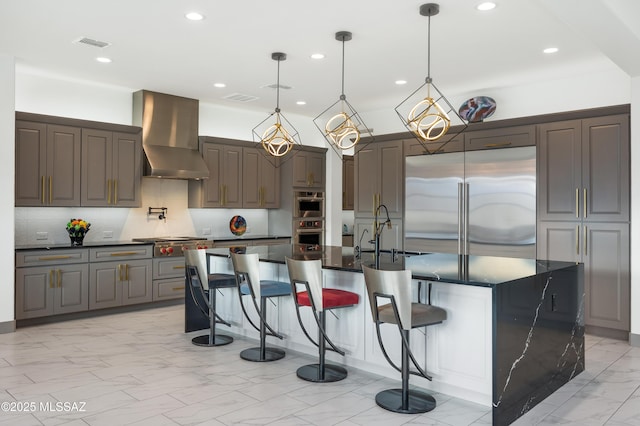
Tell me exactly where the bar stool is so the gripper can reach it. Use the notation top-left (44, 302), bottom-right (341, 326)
top-left (184, 248), bottom-right (236, 347)
top-left (362, 265), bottom-right (447, 414)
top-left (230, 252), bottom-right (292, 362)
top-left (285, 257), bottom-right (359, 382)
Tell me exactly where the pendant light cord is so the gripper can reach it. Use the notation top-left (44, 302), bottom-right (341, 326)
top-left (341, 37), bottom-right (346, 97)
top-left (427, 13), bottom-right (431, 79)
top-left (276, 57), bottom-right (281, 111)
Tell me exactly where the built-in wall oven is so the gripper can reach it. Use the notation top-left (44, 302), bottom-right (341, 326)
top-left (293, 191), bottom-right (325, 251)
top-left (294, 219), bottom-right (324, 250)
top-left (294, 191), bottom-right (324, 217)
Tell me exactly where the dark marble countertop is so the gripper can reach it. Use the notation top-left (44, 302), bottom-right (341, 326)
top-left (210, 234), bottom-right (291, 242)
top-left (15, 240), bottom-right (151, 251)
top-left (205, 244), bottom-right (579, 287)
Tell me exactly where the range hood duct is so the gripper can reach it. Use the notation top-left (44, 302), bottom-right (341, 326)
top-left (132, 90), bottom-right (209, 179)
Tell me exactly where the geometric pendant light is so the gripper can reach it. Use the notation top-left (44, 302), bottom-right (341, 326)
top-left (313, 31), bottom-right (371, 156)
top-left (252, 52), bottom-right (302, 159)
top-left (395, 3), bottom-right (467, 153)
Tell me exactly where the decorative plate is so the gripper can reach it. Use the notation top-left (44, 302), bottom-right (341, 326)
top-left (458, 96), bottom-right (496, 123)
top-left (229, 215), bottom-right (247, 236)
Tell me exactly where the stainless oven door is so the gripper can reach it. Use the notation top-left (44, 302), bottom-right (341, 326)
top-left (294, 229), bottom-right (324, 247)
top-left (295, 198), bottom-right (324, 217)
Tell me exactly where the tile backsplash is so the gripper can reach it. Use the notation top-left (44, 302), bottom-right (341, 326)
top-left (15, 178), bottom-right (270, 245)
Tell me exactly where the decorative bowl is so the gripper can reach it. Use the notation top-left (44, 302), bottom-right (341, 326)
top-left (458, 96), bottom-right (497, 123)
top-left (229, 215), bottom-right (247, 236)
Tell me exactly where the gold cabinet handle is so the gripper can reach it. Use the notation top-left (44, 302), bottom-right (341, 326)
top-left (49, 269), bottom-right (54, 288)
top-left (107, 179), bottom-right (112, 204)
top-left (114, 179), bottom-right (118, 205)
top-left (49, 176), bottom-right (52, 204)
top-left (39, 255), bottom-right (72, 261)
top-left (172, 265), bottom-right (185, 270)
top-left (575, 225), bottom-right (579, 256)
top-left (57, 269), bottom-right (62, 288)
top-left (584, 225), bottom-right (588, 256)
top-left (484, 142), bottom-right (512, 148)
top-left (583, 188), bottom-right (587, 219)
top-left (575, 188), bottom-right (579, 219)
top-left (117, 264), bottom-right (122, 281)
top-left (125, 264), bottom-right (129, 281)
top-left (110, 251), bottom-right (139, 256)
top-left (41, 176), bottom-right (46, 204)
top-left (172, 286), bottom-right (185, 291)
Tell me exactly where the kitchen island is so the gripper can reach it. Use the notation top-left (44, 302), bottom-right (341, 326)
top-left (196, 245), bottom-right (584, 426)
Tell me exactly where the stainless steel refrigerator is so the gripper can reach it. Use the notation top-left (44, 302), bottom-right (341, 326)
top-left (404, 146), bottom-right (536, 258)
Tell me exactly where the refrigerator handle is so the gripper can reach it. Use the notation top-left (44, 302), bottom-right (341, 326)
top-left (458, 182), bottom-right (464, 255)
top-left (464, 182), bottom-right (470, 255)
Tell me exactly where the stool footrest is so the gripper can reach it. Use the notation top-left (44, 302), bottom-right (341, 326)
top-left (375, 388), bottom-right (436, 414)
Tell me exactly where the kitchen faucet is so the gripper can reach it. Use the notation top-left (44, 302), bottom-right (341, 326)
top-left (354, 228), bottom-right (368, 259)
top-left (370, 204), bottom-right (391, 269)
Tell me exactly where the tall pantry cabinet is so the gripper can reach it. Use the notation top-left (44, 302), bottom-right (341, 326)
top-left (537, 114), bottom-right (630, 333)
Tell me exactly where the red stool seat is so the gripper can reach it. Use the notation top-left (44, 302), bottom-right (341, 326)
top-left (296, 288), bottom-right (359, 309)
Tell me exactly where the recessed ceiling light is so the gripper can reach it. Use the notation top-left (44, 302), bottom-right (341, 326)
top-left (296, 101), bottom-right (306, 105)
top-left (310, 53), bottom-right (325, 60)
top-left (395, 80), bottom-right (407, 85)
top-left (543, 47), bottom-right (559, 54)
top-left (477, 2), bottom-right (496, 11)
top-left (213, 83), bottom-right (226, 88)
top-left (96, 57), bottom-right (112, 63)
top-left (185, 12), bottom-right (204, 21)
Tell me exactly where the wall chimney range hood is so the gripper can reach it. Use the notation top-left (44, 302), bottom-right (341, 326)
top-left (132, 90), bottom-right (209, 179)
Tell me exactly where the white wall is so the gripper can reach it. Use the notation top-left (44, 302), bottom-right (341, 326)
top-left (1, 55), bottom-right (15, 331)
top-left (361, 64), bottom-right (631, 134)
top-left (16, 68), bottom-right (132, 124)
top-left (631, 76), bottom-right (640, 344)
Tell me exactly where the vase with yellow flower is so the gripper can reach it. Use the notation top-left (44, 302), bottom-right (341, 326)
top-left (66, 218), bottom-right (91, 246)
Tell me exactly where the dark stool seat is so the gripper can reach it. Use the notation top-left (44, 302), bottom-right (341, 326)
top-left (378, 302), bottom-right (447, 326)
top-left (286, 257), bottom-right (359, 383)
top-left (231, 252), bottom-right (291, 362)
top-left (185, 249), bottom-right (236, 347)
top-left (362, 265), bottom-right (447, 414)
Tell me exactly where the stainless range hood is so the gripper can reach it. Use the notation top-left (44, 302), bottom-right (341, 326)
top-left (132, 90), bottom-right (209, 179)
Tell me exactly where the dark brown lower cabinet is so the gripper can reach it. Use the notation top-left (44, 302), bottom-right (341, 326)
top-left (15, 263), bottom-right (89, 319)
top-left (537, 221), bottom-right (630, 331)
top-left (15, 249), bottom-right (90, 319)
top-left (89, 259), bottom-right (152, 309)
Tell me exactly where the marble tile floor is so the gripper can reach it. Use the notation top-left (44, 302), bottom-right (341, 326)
top-left (0, 305), bottom-right (639, 426)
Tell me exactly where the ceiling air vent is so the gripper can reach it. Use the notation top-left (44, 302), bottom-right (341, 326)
top-left (73, 37), bottom-right (111, 48)
top-left (223, 93), bottom-right (259, 103)
top-left (263, 83), bottom-right (292, 90)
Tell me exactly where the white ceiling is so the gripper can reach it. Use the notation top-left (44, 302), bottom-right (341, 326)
top-left (1, 0), bottom-right (638, 118)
